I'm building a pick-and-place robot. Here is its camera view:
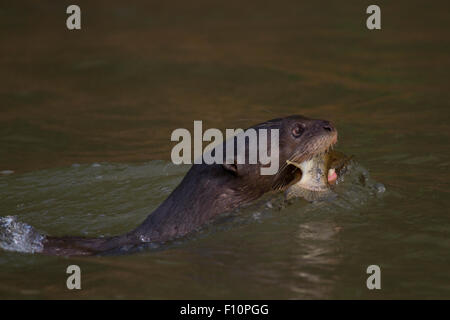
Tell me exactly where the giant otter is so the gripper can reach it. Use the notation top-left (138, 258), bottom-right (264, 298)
top-left (42, 115), bottom-right (338, 256)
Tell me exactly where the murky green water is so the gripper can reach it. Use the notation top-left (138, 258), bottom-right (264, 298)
top-left (1, 0), bottom-right (449, 299)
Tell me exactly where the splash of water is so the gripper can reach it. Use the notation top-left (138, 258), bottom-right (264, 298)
top-left (0, 216), bottom-right (45, 253)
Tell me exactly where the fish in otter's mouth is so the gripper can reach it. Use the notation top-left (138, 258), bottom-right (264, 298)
top-left (285, 149), bottom-right (352, 201)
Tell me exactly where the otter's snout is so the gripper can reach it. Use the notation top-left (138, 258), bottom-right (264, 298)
top-left (321, 120), bottom-right (335, 133)
top-left (317, 120), bottom-right (338, 145)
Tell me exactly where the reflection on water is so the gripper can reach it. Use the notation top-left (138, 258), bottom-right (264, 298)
top-left (1, 0), bottom-right (450, 299)
top-left (289, 221), bottom-right (342, 299)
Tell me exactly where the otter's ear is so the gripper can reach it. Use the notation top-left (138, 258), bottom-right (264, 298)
top-left (222, 163), bottom-right (238, 175)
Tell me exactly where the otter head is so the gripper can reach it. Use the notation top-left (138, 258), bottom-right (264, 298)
top-left (272, 115), bottom-right (338, 190)
top-left (218, 115), bottom-right (338, 194)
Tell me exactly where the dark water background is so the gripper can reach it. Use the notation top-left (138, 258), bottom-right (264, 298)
top-left (0, 0), bottom-right (449, 299)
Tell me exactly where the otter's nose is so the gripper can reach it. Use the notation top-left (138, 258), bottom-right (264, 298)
top-left (321, 121), bottom-right (335, 132)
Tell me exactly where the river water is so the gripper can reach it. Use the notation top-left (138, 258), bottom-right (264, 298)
top-left (0, 0), bottom-right (449, 299)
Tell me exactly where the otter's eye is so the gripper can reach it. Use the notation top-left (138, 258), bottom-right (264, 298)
top-left (292, 124), bottom-right (304, 138)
